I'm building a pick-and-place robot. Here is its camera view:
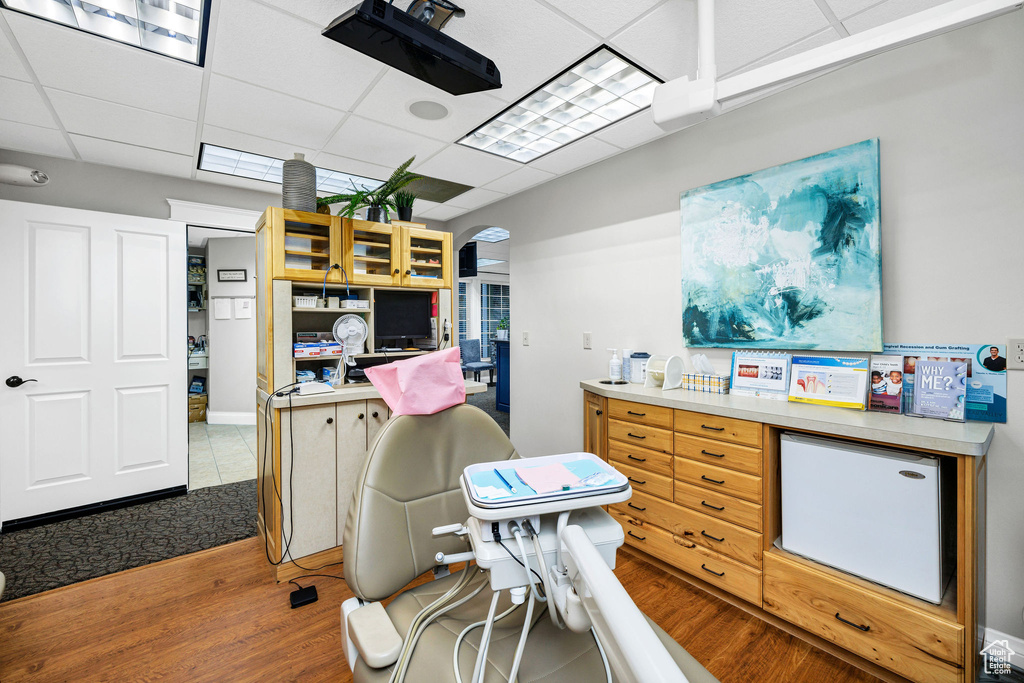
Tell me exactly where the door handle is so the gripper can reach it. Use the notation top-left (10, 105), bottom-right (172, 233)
top-left (6, 376), bottom-right (38, 388)
top-left (394, 269), bottom-right (400, 275)
top-left (326, 417), bottom-right (334, 424)
top-left (372, 411), bottom-right (379, 418)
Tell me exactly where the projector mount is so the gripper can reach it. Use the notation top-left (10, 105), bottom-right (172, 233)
top-left (405, 0), bottom-right (465, 31)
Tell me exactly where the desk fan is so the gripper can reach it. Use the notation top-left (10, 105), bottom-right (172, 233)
top-left (333, 314), bottom-right (368, 366)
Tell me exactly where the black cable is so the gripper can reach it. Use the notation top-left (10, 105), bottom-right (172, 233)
top-left (497, 538), bottom-right (545, 588)
top-left (288, 574), bottom-right (346, 590)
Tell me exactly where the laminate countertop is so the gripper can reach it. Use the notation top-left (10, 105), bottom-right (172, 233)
top-left (260, 379), bottom-right (486, 409)
top-left (581, 379), bottom-right (994, 457)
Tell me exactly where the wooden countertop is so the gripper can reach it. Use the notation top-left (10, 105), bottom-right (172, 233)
top-left (261, 379), bottom-right (487, 409)
top-left (581, 379), bottom-right (994, 457)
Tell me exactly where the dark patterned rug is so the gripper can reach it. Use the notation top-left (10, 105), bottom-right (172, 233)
top-left (0, 479), bottom-right (256, 602)
top-left (467, 385), bottom-right (509, 436)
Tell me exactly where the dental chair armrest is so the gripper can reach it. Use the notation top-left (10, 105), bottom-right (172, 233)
top-left (348, 602), bottom-right (403, 668)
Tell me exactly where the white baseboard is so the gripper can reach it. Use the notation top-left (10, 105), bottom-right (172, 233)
top-left (983, 627), bottom-right (1024, 669)
top-left (206, 411), bottom-right (256, 426)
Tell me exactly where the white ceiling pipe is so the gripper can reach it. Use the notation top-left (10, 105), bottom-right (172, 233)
top-left (652, 0), bottom-right (720, 131)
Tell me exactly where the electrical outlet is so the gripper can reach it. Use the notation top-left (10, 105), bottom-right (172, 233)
top-left (1009, 338), bottom-right (1024, 370)
top-left (522, 331), bottom-right (529, 346)
top-left (583, 332), bottom-right (592, 349)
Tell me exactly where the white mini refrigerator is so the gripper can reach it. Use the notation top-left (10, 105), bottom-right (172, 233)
top-left (780, 433), bottom-right (953, 604)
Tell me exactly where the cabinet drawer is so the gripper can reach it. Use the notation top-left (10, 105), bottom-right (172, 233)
top-left (763, 552), bottom-right (962, 683)
top-left (608, 419), bottom-right (672, 454)
top-left (614, 511), bottom-right (761, 605)
top-left (608, 441), bottom-right (672, 478)
top-left (616, 462), bottom-right (672, 501)
top-left (674, 433), bottom-right (761, 476)
top-left (608, 399), bottom-right (673, 430)
top-left (674, 481), bottom-right (762, 532)
top-left (674, 410), bottom-right (761, 448)
top-left (675, 457), bottom-right (762, 504)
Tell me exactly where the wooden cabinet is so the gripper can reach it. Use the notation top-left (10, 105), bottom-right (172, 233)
top-left (256, 207), bottom-right (343, 283)
top-left (344, 219), bottom-right (400, 286)
top-left (583, 391), bottom-right (607, 461)
top-left (396, 222), bottom-right (452, 289)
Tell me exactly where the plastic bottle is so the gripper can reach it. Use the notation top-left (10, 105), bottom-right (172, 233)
top-left (622, 348), bottom-right (633, 382)
top-left (608, 348), bottom-right (622, 381)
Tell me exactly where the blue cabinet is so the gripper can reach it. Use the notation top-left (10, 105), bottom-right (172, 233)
top-left (494, 339), bottom-right (510, 413)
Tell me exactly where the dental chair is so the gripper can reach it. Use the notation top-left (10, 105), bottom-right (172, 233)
top-left (341, 403), bottom-right (719, 683)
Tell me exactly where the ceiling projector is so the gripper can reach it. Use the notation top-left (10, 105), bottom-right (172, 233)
top-left (323, 0), bottom-right (501, 96)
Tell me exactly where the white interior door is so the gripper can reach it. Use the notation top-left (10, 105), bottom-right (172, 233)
top-left (0, 199), bottom-right (187, 525)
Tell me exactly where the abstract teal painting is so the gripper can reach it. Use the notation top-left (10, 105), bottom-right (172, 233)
top-left (681, 139), bottom-right (882, 351)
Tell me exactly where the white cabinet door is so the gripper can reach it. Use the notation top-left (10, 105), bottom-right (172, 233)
top-left (279, 403), bottom-right (337, 559)
top-left (336, 400), bottom-right (367, 546)
top-left (0, 200), bottom-right (187, 524)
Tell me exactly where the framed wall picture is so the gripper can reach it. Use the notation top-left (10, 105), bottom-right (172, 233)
top-left (217, 269), bottom-right (247, 282)
top-left (680, 139), bottom-right (882, 351)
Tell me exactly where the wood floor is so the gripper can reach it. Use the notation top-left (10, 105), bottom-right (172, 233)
top-left (0, 537), bottom-right (881, 683)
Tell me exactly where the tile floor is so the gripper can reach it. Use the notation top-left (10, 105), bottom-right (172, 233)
top-left (188, 422), bottom-right (258, 490)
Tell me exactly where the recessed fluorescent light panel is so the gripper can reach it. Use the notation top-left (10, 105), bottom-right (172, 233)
top-left (476, 258), bottom-right (505, 268)
top-left (1, 0), bottom-right (212, 65)
top-left (472, 227), bottom-right (509, 243)
top-left (457, 46), bottom-right (661, 164)
top-left (198, 144), bottom-right (383, 195)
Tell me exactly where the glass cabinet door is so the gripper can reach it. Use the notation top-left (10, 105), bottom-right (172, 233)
top-left (344, 219), bottom-right (400, 286)
top-left (273, 208), bottom-right (342, 283)
top-left (399, 225), bottom-right (451, 289)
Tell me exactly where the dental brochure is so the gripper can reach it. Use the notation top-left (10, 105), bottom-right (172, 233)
top-left (788, 356), bottom-right (869, 410)
top-left (729, 351), bottom-right (791, 400)
top-left (912, 360), bottom-right (968, 421)
top-left (868, 354), bottom-right (904, 414)
top-left (883, 343), bottom-right (1007, 422)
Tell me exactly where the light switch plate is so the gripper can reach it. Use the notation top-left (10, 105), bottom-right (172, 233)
top-left (1008, 338), bottom-right (1024, 370)
top-left (522, 331), bottom-right (529, 346)
top-left (583, 332), bottom-right (592, 349)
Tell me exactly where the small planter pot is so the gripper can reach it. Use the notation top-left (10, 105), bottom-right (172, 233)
top-left (496, 329), bottom-right (509, 341)
top-left (366, 205), bottom-right (388, 223)
top-left (396, 206), bottom-right (413, 222)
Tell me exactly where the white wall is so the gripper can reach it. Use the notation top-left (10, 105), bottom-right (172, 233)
top-left (447, 13), bottom-right (1024, 640)
top-left (206, 236), bottom-right (256, 424)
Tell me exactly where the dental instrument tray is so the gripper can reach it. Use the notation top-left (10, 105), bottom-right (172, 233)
top-left (462, 452), bottom-right (631, 517)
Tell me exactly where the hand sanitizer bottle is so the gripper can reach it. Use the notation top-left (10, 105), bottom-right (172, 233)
top-left (608, 348), bottom-right (622, 381)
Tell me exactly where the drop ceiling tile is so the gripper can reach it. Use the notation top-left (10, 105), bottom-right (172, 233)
top-left (212, 0), bottom-right (381, 112)
top-left (322, 115), bottom-right (447, 170)
top-left (257, 0), bottom-right (356, 26)
top-left (47, 90), bottom-right (195, 154)
top-left (543, 0), bottom-right (664, 38)
top-left (0, 120), bottom-right (73, 158)
top-left (842, 0), bottom-right (948, 34)
top-left (442, 0), bottom-right (596, 102)
top-left (202, 125), bottom-right (316, 163)
top-left (5, 12), bottom-right (202, 119)
top-left (722, 27), bottom-right (841, 78)
top-left (418, 204), bottom-right (467, 221)
top-left (481, 166), bottom-right (556, 195)
top-left (611, 1), bottom-right (698, 82)
top-left (413, 144), bottom-right (520, 187)
top-left (0, 23), bottom-right (31, 81)
top-left (716, 0), bottom-right (831, 75)
top-left (353, 69), bottom-right (505, 142)
top-left (824, 0), bottom-right (883, 20)
top-left (197, 168), bottom-right (281, 193)
top-left (0, 77), bottom-right (56, 127)
top-left (310, 151), bottom-right (391, 182)
top-left (70, 135), bottom-right (193, 177)
top-left (444, 187), bottom-right (506, 211)
top-left (593, 111), bottom-right (666, 150)
top-left (204, 74), bottom-right (344, 150)
top-left (529, 136), bottom-right (620, 175)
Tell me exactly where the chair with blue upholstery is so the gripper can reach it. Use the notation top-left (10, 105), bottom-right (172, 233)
top-left (459, 339), bottom-right (495, 385)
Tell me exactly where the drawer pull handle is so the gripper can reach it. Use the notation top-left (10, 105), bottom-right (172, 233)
top-left (835, 613), bottom-right (870, 632)
top-left (627, 531), bottom-right (646, 541)
top-left (627, 476), bottom-right (646, 486)
top-left (626, 454), bottom-right (646, 463)
top-left (372, 411), bottom-right (379, 418)
top-left (627, 502), bottom-right (647, 512)
top-left (701, 449), bottom-right (725, 458)
top-left (701, 500), bottom-right (725, 511)
top-left (627, 432), bottom-right (646, 440)
top-left (701, 530), bottom-right (725, 543)
top-left (701, 475), bottom-right (725, 485)
top-left (358, 413), bottom-right (365, 420)
top-left (701, 564), bottom-right (725, 577)
top-left (701, 424), bottom-right (725, 432)
top-left (627, 410), bottom-right (646, 417)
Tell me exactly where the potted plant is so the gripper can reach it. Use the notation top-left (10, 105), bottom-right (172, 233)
top-left (318, 156), bottom-right (421, 223)
top-left (393, 190), bottom-right (416, 222)
top-left (496, 317), bottom-right (509, 341)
